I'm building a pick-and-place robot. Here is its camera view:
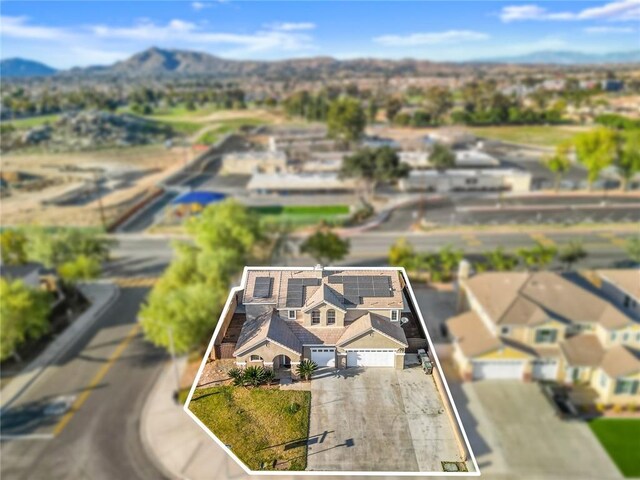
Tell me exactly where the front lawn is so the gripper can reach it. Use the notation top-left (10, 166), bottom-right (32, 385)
top-left (251, 205), bottom-right (350, 227)
top-left (188, 386), bottom-right (311, 471)
top-left (468, 125), bottom-right (589, 147)
top-left (589, 418), bottom-right (640, 478)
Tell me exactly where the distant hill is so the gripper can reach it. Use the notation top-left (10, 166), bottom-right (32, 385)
top-left (479, 50), bottom-right (640, 65)
top-left (6, 47), bottom-right (640, 81)
top-left (1, 58), bottom-right (57, 77)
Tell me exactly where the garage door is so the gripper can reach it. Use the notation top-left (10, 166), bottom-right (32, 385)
top-left (310, 348), bottom-right (335, 367)
top-left (532, 359), bottom-right (559, 380)
top-left (347, 349), bottom-right (395, 367)
top-left (472, 360), bottom-right (525, 380)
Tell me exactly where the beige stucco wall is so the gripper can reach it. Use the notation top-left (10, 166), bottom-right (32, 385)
top-left (590, 369), bottom-right (640, 405)
top-left (235, 340), bottom-right (302, 365)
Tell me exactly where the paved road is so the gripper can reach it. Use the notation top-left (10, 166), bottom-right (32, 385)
top-left (1, 282), bottom-right (170, 480)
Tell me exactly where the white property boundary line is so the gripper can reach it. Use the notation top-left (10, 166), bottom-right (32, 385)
top-left (183, 266), bottom-right (481, 477)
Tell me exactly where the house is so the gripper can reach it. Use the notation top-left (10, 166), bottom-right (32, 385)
top-left (214, 266), bottom-right (430, 371)
top-left (447, 269), bottom-right (640, 406)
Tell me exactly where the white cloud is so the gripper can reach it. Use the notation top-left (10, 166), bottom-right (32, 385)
top-left (500, 0), bottom-right (640, 22)
top-left (1, 15), bottom-right (73, 40)
top-left (584, 26), bottom-right (636, 33)
top-left (268, 22), bottom-right (316, 31)
top-left (373, 30), bottom-right (489, 47)
top-left (191, 2), bottom-right (211, 10)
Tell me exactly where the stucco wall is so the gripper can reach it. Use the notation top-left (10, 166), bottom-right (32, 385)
top-left (302, 303), bottom-right (346, 327)
top-left (339, 330), bottom-right (405, 349)
top-left (235, 340), bottom-right (302, 365)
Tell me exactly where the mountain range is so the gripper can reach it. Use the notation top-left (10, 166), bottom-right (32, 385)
top-left (2, 47), bottom-right (639, 79)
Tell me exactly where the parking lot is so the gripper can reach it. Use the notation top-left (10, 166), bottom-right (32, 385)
top-left (306, 366), bottom-right (466, 473)
top-left (448, 380), bottom-right (622, 479)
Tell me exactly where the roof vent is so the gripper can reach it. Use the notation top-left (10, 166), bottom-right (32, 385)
top-left (314, 264), bottom-right (323, 271)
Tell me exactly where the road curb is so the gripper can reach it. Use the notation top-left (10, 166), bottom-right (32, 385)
top-left (0, 281), bottom-right (121, 411)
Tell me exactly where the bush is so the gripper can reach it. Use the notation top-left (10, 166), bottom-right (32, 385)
top-left (296, 359), bottom-right (318, 381)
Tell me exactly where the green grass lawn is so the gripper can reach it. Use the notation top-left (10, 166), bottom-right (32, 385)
top-left (468, 125), bottom-right (589, 147)
top-left (188, 386), bottom-right (311, 471)
top-left (589, 418), bottom-right (640, 478)
top-left (196, 117), bottom-right (268, 144)
top-left (3, 114), bottom-right (61, 130)
top-left (251, 205), bottom-right (350, 227)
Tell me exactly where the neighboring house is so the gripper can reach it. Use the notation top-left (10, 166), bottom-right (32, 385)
top-left (447, 269), bottom-right (640, 406)
top-left (214, 266), bottom-right (430, 371)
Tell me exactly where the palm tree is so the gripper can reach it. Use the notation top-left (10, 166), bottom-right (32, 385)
top-left (296, 360), bottom-right (318, 381)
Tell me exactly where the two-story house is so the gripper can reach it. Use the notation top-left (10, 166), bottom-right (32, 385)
top-left (447, 269), bottom-right (640, 406)
top-left (214, 266), bottom-right (430, 371)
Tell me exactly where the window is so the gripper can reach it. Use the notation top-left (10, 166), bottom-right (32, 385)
top-left (599, 372), bottom-right (608, 388)
top-left (636, 333), bottom-right (640, 342)
top-left (311, 309), bottom-right (321, 325)
top-left (391, 310), bottom-right (399, 322)
top-left (250, 355), bottom-right (262, 362)
top-left (623, 295), bottom-right (631, 308)
top-left (288, 310), bottom-right (296, 320)
top-left (500, 326), bottom-right (511, 335)
top-left (614, 379), bottom-right (639, 395)
top-left (327, 309), bottom-right (336, 325)
top-left (465, 178), bottom-right (478, 185)
top-left (535, 329), bottom-right (558, 344)
top-left (611, 332), bottom-right (617, 342)
top-left (623, 332), bottom-right (629, 342)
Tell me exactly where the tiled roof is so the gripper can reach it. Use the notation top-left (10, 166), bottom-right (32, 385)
top-left (601, 345), bottom-right (640, 378)
top-left (303, 284), bottom-right (346, 312)
top-left (597, 269), bottom-right (640, 300)
top-left (234, 309), bottom-right (302, 356)
top-left (337, 312), bottom-right (408, 347)
top-left (446, 311), bottom-right (502, 358)
top-left (560, 334), bottom-right (606, 367)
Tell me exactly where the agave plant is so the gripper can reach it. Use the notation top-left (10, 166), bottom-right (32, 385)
top-left (228, 367), bottom-right (246, 387)
top-left (296, 359), bottom-right (318, 381)
top-left (243, 365), bottom-right (267, 388)
top-left (263, 368), bottom-right (276, 384)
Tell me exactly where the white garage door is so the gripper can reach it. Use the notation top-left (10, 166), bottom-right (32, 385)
top-left (347, 349), bottom-right (395, 367)
top-left (310, 348), bottom-right (335, 367)
top-left (532, 359), bottom-right (559, 380)
top-left (472, 360), bottom-right (525, 380)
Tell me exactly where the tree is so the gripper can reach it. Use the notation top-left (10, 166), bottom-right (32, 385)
top-left (542, 142), bottom-right (572, 192)
top-left (366, 100), bottom-right (379, 124)
top-left (424, 86), bottom-right (453, 124)
top-left (0, 279), bottom-right (51, 361)
top-left (429, 143), bottom-right (456, 172)
top-left (326, 97), bottom-right (366, 144)
top-left (485, 247), bottom-right (518, 271)
top-left (24, 228), bottom-right (114, 269)
top-left (389, 238), bottom-right (415, 269)
top-left (385, 97), bottom-right (403, 122)
top-left (616, 131), bottom-right (640, 191)
top-left (517, 242), bottom-right (558, 270)
top-left (139, 282), bottom-right (225, 354)
top-left (625, 236), bottom-right (640, 264)
top-left (140, 200), bottom-right (267, 354)
top-left (558, 241), bottom-right (587, 271)
top-left (0, 230), bottom-right (28, 265)
top-left (340, 146), bottom-right (410, 199)
top-left (574, 128), bottom-right (618, 190)
top-left (299, 229), bottom-right (350, 265)
top-left (58, 255), bottom-right (101, 283)
top-left (437, 245), bottom-right (464, 282)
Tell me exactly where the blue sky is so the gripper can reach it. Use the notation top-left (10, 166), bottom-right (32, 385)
top-left (2, 1), bottom-right (639, 68)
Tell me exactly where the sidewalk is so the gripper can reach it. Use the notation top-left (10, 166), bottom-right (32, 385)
top-left (140, 358), bottom-right (247, 480)
top-left (0, 281), bottom-right (119, 411)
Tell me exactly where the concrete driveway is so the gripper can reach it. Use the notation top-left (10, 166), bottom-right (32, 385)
top-left (450, 380), bottom-right (622, 479)
top-left (306, 366), bottom-right (465, 472)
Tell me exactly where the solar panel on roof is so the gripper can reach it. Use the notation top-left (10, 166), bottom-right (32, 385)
top-left (254, 277), bottom-right (273, 298)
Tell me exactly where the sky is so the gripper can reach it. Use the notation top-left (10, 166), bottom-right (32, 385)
top-left (1, 0), bottom-right (639, 69)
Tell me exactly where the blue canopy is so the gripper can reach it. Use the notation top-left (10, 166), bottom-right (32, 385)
top-left (171, 191), bottom-right (226, 206)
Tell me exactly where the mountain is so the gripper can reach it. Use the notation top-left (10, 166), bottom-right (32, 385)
top-left (1, 58), bottom-right (57, 77)
top-left (478, 50), bottom-right (640, 65)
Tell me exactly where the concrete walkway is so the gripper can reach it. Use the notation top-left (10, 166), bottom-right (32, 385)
top-left (0, 281), bottom-right (119, 411)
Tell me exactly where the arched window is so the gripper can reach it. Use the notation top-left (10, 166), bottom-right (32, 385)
top-left (327, 309), bottom-right (336, 325)
top-left (311, 309), bottom-right (321, 325)
top-left (250, 355), bottom-right (262, 362)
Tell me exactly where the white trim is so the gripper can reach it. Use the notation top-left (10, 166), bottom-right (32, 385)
top-left (234, 338), bottom-right (301, 358)
top-left (338, 327), bottom-right (408, 349)
top-left (264, 362), bottom-right (274, 366)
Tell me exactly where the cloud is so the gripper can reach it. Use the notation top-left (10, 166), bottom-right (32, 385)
top-left (373, 30), bottom-right (489, 47)
top-left (191, 2), bottom-right (212, 11)
top-left (584, 26), bottom-right (636, 33)
top-left (1, 15), bottom-right (72, 40)
top-left (500, 0), bottom-right (640, 22)
top-left (268, 22), bottom-right (316, 31)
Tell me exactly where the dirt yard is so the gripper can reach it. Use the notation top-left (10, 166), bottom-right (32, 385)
top-left (1, 145), bottom-right (190, 227)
